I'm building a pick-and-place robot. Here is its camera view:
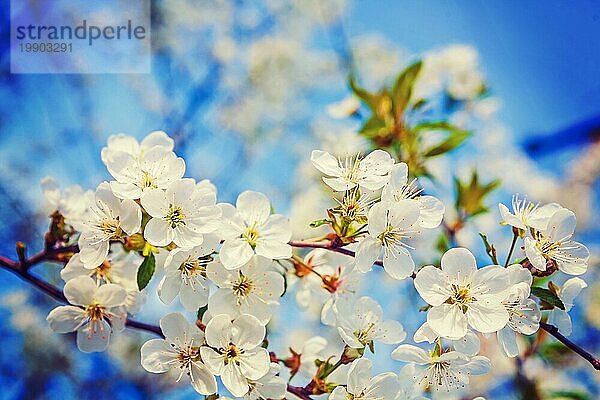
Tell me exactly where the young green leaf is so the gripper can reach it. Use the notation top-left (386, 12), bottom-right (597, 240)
top-left (531, 286), bottom-right (565, 310)
top-left (392, 60), bottom-right (422, 120)
top-left (137, 252), bottom-right (156, 291)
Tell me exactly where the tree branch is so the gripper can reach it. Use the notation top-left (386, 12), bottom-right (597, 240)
top-left (539, 321), bottom-right (600, 370)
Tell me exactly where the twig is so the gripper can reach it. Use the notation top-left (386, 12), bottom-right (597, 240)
top-left (539, 321), bottom-right (600, 370)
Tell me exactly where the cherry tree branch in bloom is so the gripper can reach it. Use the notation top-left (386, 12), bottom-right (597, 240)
top-left (288, 239), bottom-right (600, 371)
top-left (0, 241), bottom-right (324, 398)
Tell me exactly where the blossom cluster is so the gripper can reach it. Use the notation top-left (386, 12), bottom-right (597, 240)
top-left (39, 131), bottom-right (592, 399)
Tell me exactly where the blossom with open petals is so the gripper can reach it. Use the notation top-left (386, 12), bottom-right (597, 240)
top-left (141, 178), bottom-right (221, 248)
top-left (105, 143), bottom-right (185, 200)
top-left (200, 314), bottom-right (270, 397)
top-left (219, 191), bottom-right (292, 270)
top-left (333, 296), bottom-right (405, 350)
top-left (382, 162), bottom-right (444, 229)
top-left (77, 182), bottom-right (141, 268)
top-left (414, 247), bottom-right (510, 339)
top-left (311, 149), bottom-right (394, 192)
top-left (101, 131), bottom-right (174, 165)
top-left (46, 276), bottom-right (127, 353)
top-left (355, 200), bottom-right (421, 280)
top-left (140, 313), bottom-right (217, 395)
top-left (329, 358), bottom-right (399, 400)
top-left (497, 265), bottom-right (540, 357)
top-left (391, 344), bottom-right (491, 393)
top-left (207, 255), bottom-right (284, 324)
top-left (158, 235), bottom-right (219, 311)
top-left (524, 207), bottom-right (589, 275)
top-left (498, 194), bottom-right (560, 232)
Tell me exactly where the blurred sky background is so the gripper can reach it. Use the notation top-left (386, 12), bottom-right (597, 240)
top-left (1, 1), bottom-right (600, 399)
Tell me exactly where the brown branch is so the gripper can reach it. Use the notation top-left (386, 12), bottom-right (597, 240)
top-left (1, 241), bottom-right (316, 397)
top-left (539, 321), bottom-right (600, 371)
top-left (289, 240), bottom-right (599, 371)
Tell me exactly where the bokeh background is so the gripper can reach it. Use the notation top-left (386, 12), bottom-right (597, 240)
top-left (1, 1), bottom-right (600, 399)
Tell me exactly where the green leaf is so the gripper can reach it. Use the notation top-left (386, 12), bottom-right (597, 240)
top-left (531, 286), bottom-right (565, 310)
top-left (455, 171), bottom-right (501, 217)
top-left (419, 122), bottom-right (471, 157)
top-left (348, 75), bottom-right (380, 111)
top-left (359, 115), bottom-right (388, 138)
top-left (392, 60), bottom-right (422, 119)
top-left (137, 253), bottom-right (156, 290)
top-left (547, 390), bottom-right (590, 400)
top-left (309, 218), bottom-right (330, 228)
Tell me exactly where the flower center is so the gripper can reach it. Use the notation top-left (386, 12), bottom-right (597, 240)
top-left (94, 260), bottom-right (112, 281)
top-left (341, 154), bottom-right (362, 183)
top-left (223, 344), bottom-right (242, 365)
top-left (98, 219), bottom-right (122, 238)
top-left (321, 273), bottom-right (341, 293)
top-left (142, 170), bottom-right (157, 189)
top-left (232, 273), bottom-right (254, 297)
top-left (166, 205), bottom-right (185, 229)
top-left (177, 346), bottom-right (199, 368)
top-left (354, 322), bottom-right (376, 345)
top-left (86, 303), bottom-right (105, 321)
top-left (243, 224), bottom-right (260, 247)
top-left (449, 284), bottom-right (473, 312)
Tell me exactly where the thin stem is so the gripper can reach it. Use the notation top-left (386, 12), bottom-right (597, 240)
top-left (539, 321), bottom-right (600, 370)
top-left (504, 233), bottom-right (518, 267)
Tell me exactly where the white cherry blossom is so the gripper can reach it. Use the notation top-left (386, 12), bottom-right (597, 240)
top-left (547, 277), bottom-right (588, 336)
top-left (46, 276), bottom-right (127, 353)
top-left (140, 313), bottom-right (217, 395)
top-left (498, 194), bottom-right (560, 232)
top-left (106, 144), bottom-right (185, 200)
top-left (40, 176), bottom-right (93, 229)
top-left (200, 314), bottom-right (270, 397)
top-left (158, 235), bottom-right (219, 311)
top-left (391, 344), bottom-right (491, 393)
top-left (244, 363), bottom-right (287, 400)
top-left (311, 149), bottom-right (394, 192)
top-left (77, 182), bottom-right (141, 268)
top-left (219, 191), bottom-right (292, 270)
top-left (101, 131), bottom-right (174, 165)
top-left (329, 358), bottom-right (399, 400)
top-left (414, 247), bottom-right (510, 339)
top-left (382, 162), bottom-right (445, 229)
top-left (207, 255), bottom-right (284, 324)
top-left (333, 296), bottom-right (405, 350)
top-left (524, 207), bottom-right (589, 275)
top-left (497, 265), bottom-right (540, 357)
top-left (61, 244), bottom-right (146, 314)
top-left (355, 200), bottom-right (421, 280)
top-left (141, 178), bottom-right (221, 248)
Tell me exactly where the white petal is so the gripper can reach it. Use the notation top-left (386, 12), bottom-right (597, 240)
top-left (232, 314), bottom-right (266, 349)
top-left (238, 348), bottom-right (270, 380)
top-left (440, 247), bottom-right (476, 282)
top-left (255, 240), bottom-right (292, 260)
top-left (119, 198), bottom-right (142, 235)
top-left (311, 150), bottom-right (343, 177)
top-left (361, 149), bottom-right (393, 175)
top-left (355, 237), bottom-right (381, 273)
top-left (466, 301), bottom-right (509, 333)
top-left (555, 241), bottom-right (589, 276)
top-left (383, 246), bottom-right (415, 280)
top-left (417, 195), bottom-right (445, 229)
top-left (390, 344), bottom-right (430, 364)
top-left (427, 304), bottom-right (468, 340)
top-left (47, 305), bottom-right (86, 333)
top-left (472, 265), bottom-right (509, 298)
top-left (237, 191), bottom-right (271, 225)
top-left (260, 214), bottom-right (292, 242)
top-left (329, 386), bottom-right (348, 400)
top-left (372, 319), bottom-right (406, 344)
top-left (189, 362), bottom-right (218, 395)
top-left (200, 346), bottom-right (225, 375)
top-left (143, 217), bottom-right (173, 247)
top-left (219, 238), bottom-right (254, 270)
top-left (497, 326), bottom-right (519, 357)
top-left (388, 162), bottom-right (408, 190)
top-left (140, 187), bottom-right (169, 217)
top-left (413, 266), bottom-right (451, 306)
top-left (560, 277), bottom-right (588, 309)
top-left (499, 203), bottom-right (526, 230)
top-left (452, 330), bottom-right (480, 356)
top-left (160, 313), bottom-right (193, 344)
top-left (76, 319), bottom-right (111, 353)
top-left (548, 309), bottom-right (572, 336)
top-left (94, 284), bottom-right (127, 308)
top-left (157, 273), bottom-right (182, 305)
top-left (545, 208), bottom-right (576, 242)
top-left (140, 338), bottom-right (177, 373)
top-left (413, 322), bottom-right (438, 344)
top-left (204, 314), bottom-right (233, 348)
top-left (180, 281), bottom-right (209, 311)
top-left (64, 276), bottom-right (97, 306)
top-left (524, 237), bottom-right (546, 271)
top-left (221, 364), bottom-right (250, 397)
top-left (347, 358), bottom-right (372, 395)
